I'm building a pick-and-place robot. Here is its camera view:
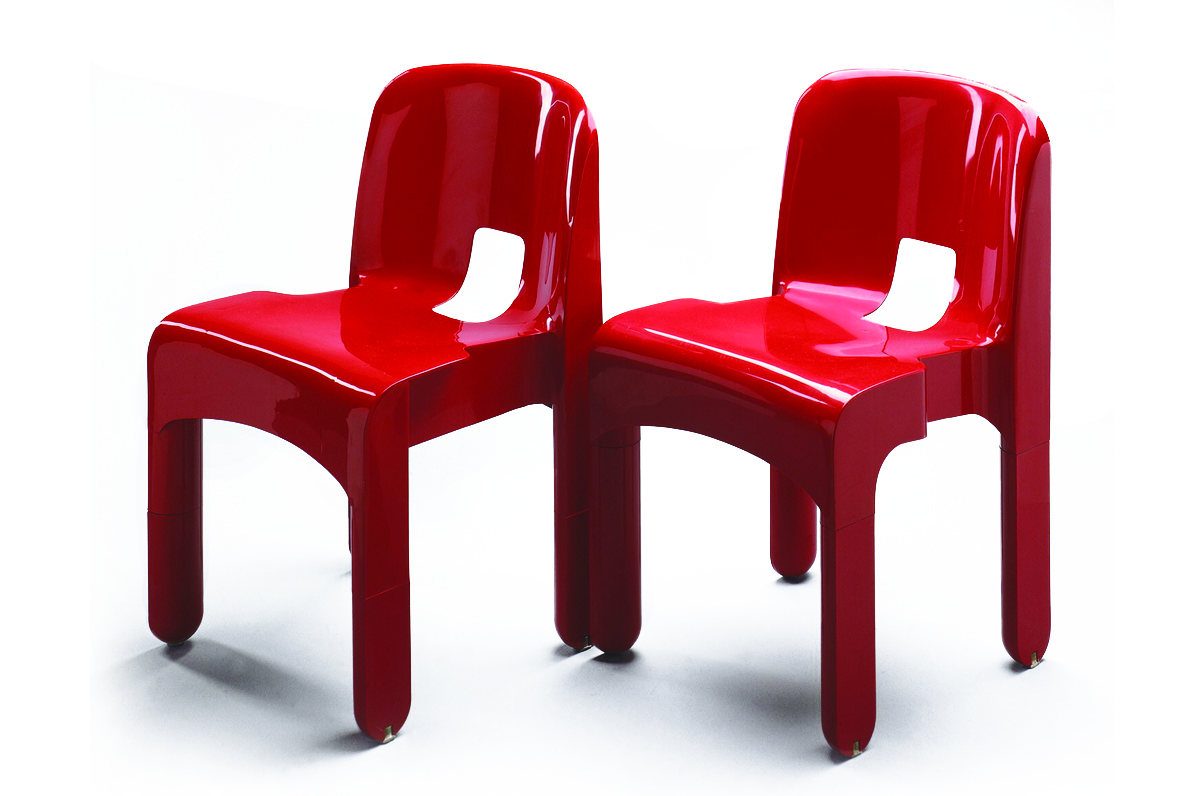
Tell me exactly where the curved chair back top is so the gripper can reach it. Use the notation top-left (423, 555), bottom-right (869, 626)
top-left (349, 64), bottom-right (596, 326)
top-left (773, 69), bottom-right (1049, 345)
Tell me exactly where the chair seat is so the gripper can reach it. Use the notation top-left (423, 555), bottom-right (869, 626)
top-left (150, 279), bottom-right (556, 485)
top-left (592, 293), bottom-right (947, 428)
top-left (158, 280), bottom-right (546, 400)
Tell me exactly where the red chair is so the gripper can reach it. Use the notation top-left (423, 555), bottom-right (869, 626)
top-left (147, 64), bottom-right (601, 742)
top-left (587, 70), bottom-right (1050, 757)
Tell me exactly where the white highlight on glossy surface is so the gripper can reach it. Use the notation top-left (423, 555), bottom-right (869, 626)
top-left (434, 227), bottom-right (525, 323)
top-left (864, 238), bottom-right (958, 332)
top-left (644, 328), bottom-right (853, 403)
top-left (158, 320), bottom-right (376, 396)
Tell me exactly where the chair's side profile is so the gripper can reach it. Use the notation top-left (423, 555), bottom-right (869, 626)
top-left (147, 64), bottom-right (601, 742)
top-left (587, 70), bottom-right (1049, 757)
top-left (766, 70), bottom-right (1052, 673)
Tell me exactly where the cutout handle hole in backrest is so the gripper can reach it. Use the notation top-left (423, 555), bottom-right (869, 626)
top-left (863, 238), bottom-right (957, 331)
top-left (434, 228), bottom-right (525, 323)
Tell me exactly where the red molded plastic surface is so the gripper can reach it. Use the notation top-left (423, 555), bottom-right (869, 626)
top-left (587, 69), bottom-right (1051, 757)
top-left (147, 64), bottom-right (602, 741)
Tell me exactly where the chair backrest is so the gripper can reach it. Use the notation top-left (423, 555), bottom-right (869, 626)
top-left (773, 70), bottom-right (1049, 345)
top-left (349, 64), bottom-right (597, 326)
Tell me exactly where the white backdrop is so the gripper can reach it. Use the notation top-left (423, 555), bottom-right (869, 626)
top-left (5, 1), bottom-right (1191, 792)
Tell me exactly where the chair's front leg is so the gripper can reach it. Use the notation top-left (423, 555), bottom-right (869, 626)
top-left (1000, 442), bottom-right (1050, 668)
top-left (148, 418), bottom-right (204, 645)
top-left (352, 585), bottom-right (410, 743)
top-left (770, 467), bottom-right (818, 579)
top-left (820, 511), bottom-right (876, 758)
top-left (589, 426), bottom-right (641, 654)
top-left (350, 400), bottom-right (412, 743)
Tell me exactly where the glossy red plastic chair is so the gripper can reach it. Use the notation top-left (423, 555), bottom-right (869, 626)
top-left (587, 70), bottom-right (1050, 757)
top-left (147, 64), bottom-right (601, 741)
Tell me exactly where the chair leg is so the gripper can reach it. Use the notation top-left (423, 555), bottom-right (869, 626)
top-left (148, 418), bottom-right (203, 645)
top-left (350, 410), bottom-right (413, 742)
top-left (590, 427), bottom-right (641, 653)
top-left (352, 586), bottom-right (410, 743)
top-left (770, 467), bottom-right (818, 578)
top-left (820, 511), bottom-right (876, 757)
top-left (554, 401), bottom-right (591, 651)
top-left (1000, 442), bottom-right (1050, 668)
top-left (554, 511), bottom-right (591, 650)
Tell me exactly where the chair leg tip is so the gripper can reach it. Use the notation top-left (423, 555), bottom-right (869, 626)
top-left (1004, 637), bottom-right (1049, 669)
top-left (554, 625), bottom-right (593, 652)
top-left (841, 740), bottom-right (864, 758)
top-left (364, 724), bottom-right (397, 744)
top-left (152, 626), bottom-right (199, 646)
top-left (357, 713), bottom-right (408, 743)
top-left (828, 738), bottom-right (866, 758)
top-left (770, 558), bottom-right (816, 581)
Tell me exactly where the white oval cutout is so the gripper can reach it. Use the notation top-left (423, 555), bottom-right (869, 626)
top-left (434, 227), bottom-right (526, 323)
top-left (863, 238), bottom-right (957, 331)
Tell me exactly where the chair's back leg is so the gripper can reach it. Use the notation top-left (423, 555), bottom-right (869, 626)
top-left (770, 466), bottom-right (818, 579)
top-left (589, 426), bottom-right (642, 654)
top-left (997, 141), bottom-right (1051, 668)
top-left (554, 401), bottom-right (592, 651)
top-left (1000, 442), bottom-right (1051, 668)
top-left (148, 418), bottom-right (204, 645)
